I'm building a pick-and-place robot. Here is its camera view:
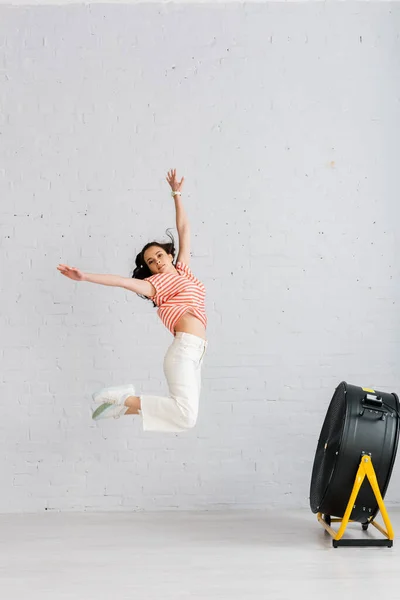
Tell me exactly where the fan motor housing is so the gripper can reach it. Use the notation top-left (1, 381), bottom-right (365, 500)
top-left (310, 382), bottom-right (400, 523)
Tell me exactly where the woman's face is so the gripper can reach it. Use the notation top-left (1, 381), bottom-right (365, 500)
top-left (143, 246), bottom-right (175, 275)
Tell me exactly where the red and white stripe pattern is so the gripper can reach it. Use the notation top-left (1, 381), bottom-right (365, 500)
top-left (145, 262), bottom-right (207, 334)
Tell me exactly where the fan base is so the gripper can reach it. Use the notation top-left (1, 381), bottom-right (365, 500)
top-left (317, 455), bottom-right (394, 548)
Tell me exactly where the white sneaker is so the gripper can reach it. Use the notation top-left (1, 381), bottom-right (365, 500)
top-left (92, 384), bottom-right (135, 405)
top-left (92, 402), bottom-right (128, 421)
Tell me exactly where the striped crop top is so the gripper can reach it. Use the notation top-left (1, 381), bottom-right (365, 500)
top-left (145, 262), bottom-right (207, 334)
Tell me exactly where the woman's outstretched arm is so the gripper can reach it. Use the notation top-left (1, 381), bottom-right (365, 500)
top-left (57, 264), bottom-right (155, 296)
top-left (166, 168), bottom-right (190, 265)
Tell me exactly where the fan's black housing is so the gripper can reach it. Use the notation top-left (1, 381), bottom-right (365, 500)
top-left (310, 382), bottom-right (399, 523)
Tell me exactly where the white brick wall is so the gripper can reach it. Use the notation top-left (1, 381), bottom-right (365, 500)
top-left (1, 3), bottom-right (400, 512)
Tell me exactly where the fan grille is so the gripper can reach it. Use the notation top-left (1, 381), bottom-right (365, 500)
top-left (310, 382), bottom-right (347, 512)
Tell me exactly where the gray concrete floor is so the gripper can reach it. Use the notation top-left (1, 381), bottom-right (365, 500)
top-left (0, 509), bottom-right (399, 599)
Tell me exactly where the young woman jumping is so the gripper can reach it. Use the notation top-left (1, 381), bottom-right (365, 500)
top-left (57, 169), bottom-right (207, 432)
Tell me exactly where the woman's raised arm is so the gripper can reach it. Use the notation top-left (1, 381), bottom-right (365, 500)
top-left (166, 168), bottom-right (190, 265)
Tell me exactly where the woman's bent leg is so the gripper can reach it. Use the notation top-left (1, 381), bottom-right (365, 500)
top-left (140, 335), bottom-right (205, 432)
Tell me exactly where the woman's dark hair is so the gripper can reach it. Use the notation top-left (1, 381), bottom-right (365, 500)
top-left (132, 230), bottom-right (176, 303)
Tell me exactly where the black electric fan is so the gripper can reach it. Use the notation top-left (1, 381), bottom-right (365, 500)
top-left (310, 381), bottom-right (400, 546)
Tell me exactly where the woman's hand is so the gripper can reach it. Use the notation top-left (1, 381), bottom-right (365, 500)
top-left (57, 264), bottom-right (86, 282)
top-left (166, 168), bottom-right (184, 194)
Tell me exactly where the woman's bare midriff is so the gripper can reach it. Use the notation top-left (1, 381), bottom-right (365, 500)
top-left (174, 311), bottom-right (207, 340)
